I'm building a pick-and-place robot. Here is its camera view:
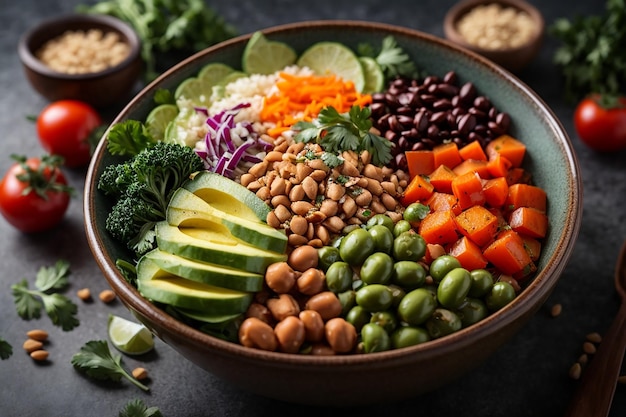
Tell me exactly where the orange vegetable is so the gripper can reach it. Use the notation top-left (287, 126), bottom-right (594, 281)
top-left (506, 183), bottom-right (547, 212)
top-left (459, 140), bottom-right (487, 161)
top-left (508, 207), bottom-right (549, 238)
top-left (485, 134), bottom-right (526, 167)
top-left (486, 153), bottom-right (512, 178)
top-left (454, 205), bottom-right (499, 247)
top-left (483, 176), bottom-right (509, 208)
top-left (452, 159), bottom-right (491, 178)
top-left (406, 150), bottom-right (434, 178)
top-left (483, 230), bottom-right (534, 277)
top-left (449, 236), bottom-right (488, 270)
top-left (451, 171), bottom-right (486, 209)
top-left (426, 192), bottom-right (461, 215)
top-left (505, 167), bottom-right (530, 185)
top-left (432, 142), bottom-right (462, 169)
top-left (428, 164), bottom-right (457, 193)
top-left (260, 72), bottom-right (372, 137)
top-left (418, 209), bottom-right (460, 245)
top-left (521, 235), bottom-right (542, 262)
top-left (402, 174), bottom-right (434, 205)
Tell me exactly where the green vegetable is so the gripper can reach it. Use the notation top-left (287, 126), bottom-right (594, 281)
top-left (11, 260), bottom-right (79, 331)
top-left (550, 0), bottom-right (626, 103)
top-left (119, 399), bottom-right (163, 417)
top-left (78, 0), bottom-right (237, 80)
top-left (106, 120), bottom-right (157, 157)
top-left (98, 140), bottom-right (204, 256)
top-left (71, 340), bottom-right (150, 391)
top-left (358, 35), bottom-right (420, 81)
top-left (0, 337), bottom-right (13, 360)
top-left (293, 105), bottom-right (392, 166)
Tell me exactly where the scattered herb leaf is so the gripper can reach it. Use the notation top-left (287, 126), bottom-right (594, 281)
top-left (119, 399), bottom-right (163, 417)
top-left (358, 36), bottom-right (420, 80)
top-left (71, 340), bottom-right (150, 391)
top-left (106, 120), bottom-right (157, 157)
top-left (0, 338), bottom-right (13, 360)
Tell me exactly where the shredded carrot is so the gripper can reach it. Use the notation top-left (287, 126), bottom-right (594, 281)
top-left (260, 72), bottom-right (372, 137)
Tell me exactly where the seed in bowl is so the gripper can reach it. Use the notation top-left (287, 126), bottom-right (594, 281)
top-left (35, 29), bottom-right (130, 74)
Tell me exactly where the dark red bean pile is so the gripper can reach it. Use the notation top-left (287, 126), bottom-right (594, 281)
top-left (369, 71), bottom-right (512, 171)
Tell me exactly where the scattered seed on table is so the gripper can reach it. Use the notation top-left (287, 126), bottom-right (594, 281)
top-left (568, 362), bottom-right (582, 380)
top-left (132, 367), bottom-right (148, 380)
top-left (582, 341), bottom-right (597, 355)
top-left (30, 350), bottom-right (49, 361)
top-left (577, 353), bottom-right (588, 366)
top-left (585, 332), bottom-right (602, 344)
top-left (26, 329), bottom-right (48, 342)
top-left (76, 288), bottom-right (92, 301)
top-left (550, 303), bottom-right (562, 317)
top-left (23, 339), bottom-right (43, 353)
top-left (99, 289), bottom-right (116, 303)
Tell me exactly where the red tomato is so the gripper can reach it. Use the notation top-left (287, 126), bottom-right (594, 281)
top-left (573, 95), bottom-right (626, 152)
top-left (36, 100), bottom-right (102, 167)
top-left (0, 155), bottom-right (73, 233)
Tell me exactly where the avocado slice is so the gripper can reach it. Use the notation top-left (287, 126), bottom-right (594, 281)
top-left (167, 187), bottom-right (287, 253)
top-left (140, 248), bottom-right (264, 292)
top-left (155, 221), bottom-right (286, 274)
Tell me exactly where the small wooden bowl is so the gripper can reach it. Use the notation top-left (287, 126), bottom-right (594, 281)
top-left (443, 0), bottom-right (545, 72)
top-left (18, 14), bottom-right (142, 108)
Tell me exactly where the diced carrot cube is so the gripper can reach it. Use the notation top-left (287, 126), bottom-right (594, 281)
top-left (451, 171), bottom-right (486, 210)
top-left (506, 183), bottom-right (547, 212)
top-left (483, 230), bottom-right (533, 277)
top-left (487, 153), bottom-right (512, 178)
top-left (483, 176), bottom-right (509, 208)
top-left (520, 235), bottom-right (542, 262)
top-left (454, 205), bottom-right (499, 247)
top-left (428, 164), bottom-right (457, 194)
top-left (418, 209), bottom-right (460, 245)
top-left (401, 174), bottom-right (434, 205)
top-left (426, 192), bottom-right (461, 215)
top-left (449, 236), bottom-right (488, 270)
top-left (433, 142), bottom-right (462, 169)
top-left (508, 207), bottom-right (549, 238)
top-left (459, 140), bottom-right (488, 161)
top-left (485, 135), bottom-right (526, 167)
top-left (452, 159), bottom-right (491, 179)
top-left (406, 150), bottom-right (435, 178)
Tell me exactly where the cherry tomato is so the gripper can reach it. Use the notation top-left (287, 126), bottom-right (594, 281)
top-left (36, 100), bottom-right (102, 167)
top-left (0, 155), bottom-right (73, 233)
top-left (573, 95), bottom-right (626, 152)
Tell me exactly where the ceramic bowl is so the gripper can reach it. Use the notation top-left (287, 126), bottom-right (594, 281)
top-left (443, 0), bottom-right (545, 72)
top-left (84, 20), bottom-right (581, 406)
top-left (18, 13), bottom-right (142, 108)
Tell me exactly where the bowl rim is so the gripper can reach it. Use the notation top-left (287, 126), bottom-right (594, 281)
top-left (85, 19), bottom-right (581, 367)
top-left (443, 0), bottom-right (545, 54)
top-left (17, 13), bottom-right (141, 80)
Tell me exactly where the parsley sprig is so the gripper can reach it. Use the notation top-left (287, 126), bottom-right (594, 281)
top-left (0, 338), bottom-right (13, 360)
top-left (358, 36), bottom-right (420, 80)
top-left (11, 260), bottom-right (79, 331)
top-left (71, 340), bottom-right (150, 391)
top-left (294, 106), bottom-right (392, 166)
top-left (119, 399), bottom-right (162, 417)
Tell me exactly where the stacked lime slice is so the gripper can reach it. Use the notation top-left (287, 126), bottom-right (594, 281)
top-left (146, 104), bottom-right (178, 141)
top-left (297, 41), bottom-right (366, 93)
top-left (242, 31), bottom-right (297, 75)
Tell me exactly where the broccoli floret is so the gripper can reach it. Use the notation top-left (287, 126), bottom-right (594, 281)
top-left (100, 141), bottom-right (204, 256)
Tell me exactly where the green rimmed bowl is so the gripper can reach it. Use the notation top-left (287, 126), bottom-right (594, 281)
top-left (84, 20), bottom-right (581, 406)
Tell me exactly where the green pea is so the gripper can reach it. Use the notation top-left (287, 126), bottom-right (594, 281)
top-left (317, 246), bottom-right (341, 271)
top-left (392, 231), bottom-right (426, 262)
top-left (370, 311), bottom-right (398, 333)
top-left (325, 261), bottom-right (354, 293)
top-left (392, 261), bottom-right (426, 289)
top-left (388, 284), bottom-right (406, 308)
top-left (360, 252), bottom-right (394, 285)
top-left (368, 224), bottom-right (394, 254)
top-left (426, 308), bottom-right (462, 339)
top-left (397, 288), bottom-right (437, 326)
top-left (346, 305), bottom-right (370, 332)
top-left (339, 227), bottom-right (375, 266)
top-left (485, 281), bottom-right (516, 311)
top-left (360, 323), bottom-right (391, 353)
top-left (456, 298), bottom-right (488, 327)
top-left (391, 326), bottom-right (430, 349)
top-left (468, 269), bottom-right (494, 298)
top-left (437, 267), bottom-right (471, 309)
top-left (403, 202), bottom-right (429, 226)
top-left (429, 255), bottom-right (462, 283)
top-left (338, 290), bottom-right (356, 316)
top-left (366, 214), bottom-right (395, 234)
top-left (393, 219), bottom-right (412, 237)
top-left (355, 284), bottom-right (393, 312)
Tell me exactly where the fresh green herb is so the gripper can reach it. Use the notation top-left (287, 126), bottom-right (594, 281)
top-left (320, 152), bottom-right (344, 168)
top-left (71, 340), bottom-right (150, 391)
top-left (0, 338), bottom-right (13, 360)
top-left (550, 0), bottom-right (626, 103)
top-left (358, 36), bottom-right (419, 80)
top-left (294, 106), bottom-right (392, 166)
top-left (119, 399), bottom-right (162, 417)
top-left (106, 120), bottom-right (157, 157)
top-left (12, 154), bottom-right (75, 199)
top-left (78, 0), bottom-right (237, 80)
top-left (335, 175), bottom-right (350, 185)
top-left (11, 260), bottom-right (79, 331)
top-left (362, 209), bottom-right (372, 217)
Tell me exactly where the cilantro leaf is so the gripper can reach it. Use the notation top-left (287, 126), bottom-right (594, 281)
top-left (320, 152), bottom-right (344, 168)
top-left (359, 36), bottom-right (419, 80)
top-left (71, 340), bottom-right (150, 391)
top-left (12, 280), bottom-right (44, 320)
top-left (119, 399), bottom-right (163, 417)
top-left (35, 260), bottom-right (71, 292)
top-left (42, 293), bottom-right (79, 331)
top-left (0, 338), bottom-right (13, 360)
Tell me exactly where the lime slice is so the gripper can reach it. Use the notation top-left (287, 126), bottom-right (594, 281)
top-left (296, 42), bottom-right (366, 92)
top-left (146, 104), bottom-right (178, 141)
top-left (198, 62), bottom-right (236, 85)
top-left (174, 77), bottom-right (212, 106)
top-left (359, 56), bottom-right (385, 94)
top-left (107, 314), bottom-right (154, 355)
top-left (243, 31), bottom-right (297, 75)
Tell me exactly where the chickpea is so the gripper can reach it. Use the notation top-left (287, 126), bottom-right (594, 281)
top-left (239, 317), bottom-right (278, 351)
top-left (305, 291), bottom-right (342, 321)
top-left (310, 343), bottom-right (336, 356)
top-left (325, 318), bottom-right (357, 353)
top-left (264, 262), bottom-right (297, 294)
top-left (274, 316), bottom-right (306, 353)
top-left (288, 245), bottom-right (319, 272)
top-left (299, 310), bottom-right (325, 342)
top-left (267, 293), bottom-right (300, 321)
top-left (245, 302), bottom-right (274, 325)
top-left (296, 268), bottom-right (326, 296)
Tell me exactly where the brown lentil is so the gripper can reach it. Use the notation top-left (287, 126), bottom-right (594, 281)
top-left (36, 29), bottom-right (130, 74)
top-left (30, 349), bottom-right (49, 361)
top-left (99, 289), bottom-right (116, 303)
top-left (26, 329), bottom-right (48, 342)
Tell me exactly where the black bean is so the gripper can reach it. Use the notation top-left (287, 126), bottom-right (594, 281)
top-left (443, 71), bottom-right (458, 85)
top-left (433, 98), bottom-right (453, 111)
top-left (429, 111), bottom-right (448, 125)
top-left (459, 82), bottom-right (477, 104)
top-left (457, 113), bottom-right (477, 135)
top-left (496, 112), bottom-right (511, 131)
top-left (473, 96), bottom-right (491, 111)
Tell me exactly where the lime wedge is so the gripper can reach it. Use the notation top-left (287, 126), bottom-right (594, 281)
top-left (146, 104), bottom-right (178, 141)
top-left (174, 77), bottom-right (212, 106)
top-left (296, 42), bottom-right (366, 92)
top-left (198, 62), bottom-right (236, 85)
top-left (242, 31), bottom-right (297, 75)
top-left (107, 314), bottom-right (154, 355)
top-left (359, 56), bottom-right (385, 94)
